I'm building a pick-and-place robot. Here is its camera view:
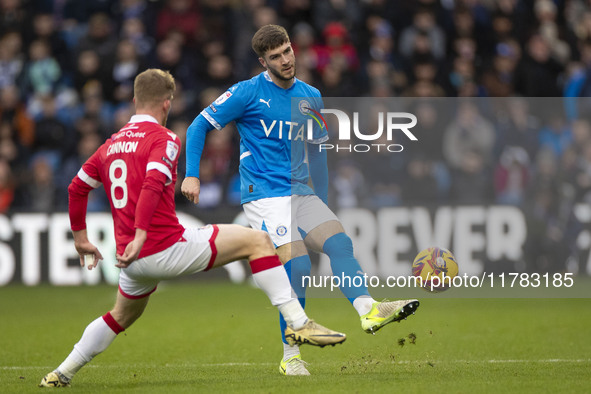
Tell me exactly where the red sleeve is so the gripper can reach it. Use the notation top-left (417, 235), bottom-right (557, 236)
top-left (68, 150), bottom-right (103, 231)
top-left (134, 165), bottom-right (169, 231)
top-left (68, 176), bottom-right (94, 231)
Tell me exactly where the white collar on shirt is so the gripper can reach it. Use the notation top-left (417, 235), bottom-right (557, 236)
top-left (129, 114), bottom-right (159, 124)
top-left (263, 70), bottom-right (298, 85)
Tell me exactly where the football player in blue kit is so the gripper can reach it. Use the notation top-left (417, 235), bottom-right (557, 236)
top-left (181, 24), bottom-right (419, 376)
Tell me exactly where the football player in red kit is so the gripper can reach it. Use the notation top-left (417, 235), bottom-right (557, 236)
top-left (39, 69), bottom-right (345, 388)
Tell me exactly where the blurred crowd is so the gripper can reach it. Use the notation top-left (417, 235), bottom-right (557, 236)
top-left (1, 0), bottom-right (591, 253)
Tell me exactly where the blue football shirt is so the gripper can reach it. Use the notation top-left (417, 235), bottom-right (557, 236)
top-left (201, 71), bottom-right (328, 203)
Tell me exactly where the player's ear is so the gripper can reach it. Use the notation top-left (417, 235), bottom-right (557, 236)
top-left (258, 57), bottom-right (266, 68)
top-left (163, 97), bottom-right (171, 113)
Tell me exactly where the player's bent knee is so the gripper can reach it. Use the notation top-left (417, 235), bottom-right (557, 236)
top-left (250, 229), bottom-right (275, 254)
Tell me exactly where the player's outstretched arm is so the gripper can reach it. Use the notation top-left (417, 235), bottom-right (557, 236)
top-left (68, 175), bottom-right (103, 270)
top-left (183, 114), bottom-right (214, 204)
top-left (307, 145), bottom-right (329, 204)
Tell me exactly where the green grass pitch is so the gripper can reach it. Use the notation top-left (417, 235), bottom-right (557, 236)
top-left (1, 281), bottom-right (590, 393)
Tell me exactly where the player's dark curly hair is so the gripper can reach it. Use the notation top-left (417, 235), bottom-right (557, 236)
top-left (251, 24), bottom-right (290, 58)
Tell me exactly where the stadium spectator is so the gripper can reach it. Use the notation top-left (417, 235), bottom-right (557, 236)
top-left (119, 17), bottom-right (155, 57)
top-left (156, 0), bottom-right (200, 46)
top-left (0, 30), bottom-right (25, 90)
top-left (73, 49), bottom-right (114, 103)
top-left (112, 0), bottom-right (159, 39)
top-left (24, 13), bottom-right (69, 72)
top-left (442, 100), bottom-right (496, 170)
top-left (481, 42), bottom-right (520, 97)
top-left (494, 146), bottom-right (531, 205)
top-left (538, 111), bottom-right (573, 158)
top-left (111, 39), bottom-right (145, 106)
top-left (22, 39), bottom-right (62, 96)
top-left (151, 37), bottom-right (197, 92)
top-left (291, 21), bottom-right (319, 75)
top-left (71, 81), bottom-right (114, 139)
top-left (493, 97), bottom-right (540, 160)
top-left (534, 0), bottom-right (571, 65)
top-left (401, 154), bottom-right (442, 204)
top-left (32, 94), bottom-right (75, 162)
top-left (75, 12), bottom-right (118, 64)
top-left (23, 153), bottom-right (58, 212)
top-left (202, 54), bottom-right (234, 91)
top-left (277, 0), bottom-right (313, 33)
top-left (314, 21), bottom-right (359, 75)
top-left (332, 159), bottom-right (367, 209)
top-left (450, 149), bottom-right (494, 204)
top-left (0, 84), bottom-right (34, 150)
top-left (515, 33), bottom-right (563, 97)
top-left (408, 55), bottom-right (446, 96)
top-left (0, 0), bottom-right (28, 35)
top-left (197, 0), bottom-right (235, 54)
top-left (399, 8), bottom-right (446, 61)
top-left (311, 0), bottom-right (361, 36)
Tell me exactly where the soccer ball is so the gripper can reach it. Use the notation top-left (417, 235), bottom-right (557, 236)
top-left (412, 247), bottom-right (458, 293)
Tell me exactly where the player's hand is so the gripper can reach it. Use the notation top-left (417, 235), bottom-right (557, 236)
top-left (181, 176), bottom-right (201, 204)
top-left (115, 229), bottom-right (147, 268)
top-left (115, 240), bottom-right (142, 268)
top-left (72, 230), bottom-right (103, 270)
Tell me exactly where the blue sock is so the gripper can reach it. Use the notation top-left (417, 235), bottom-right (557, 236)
top-left (279, 255), bottom-right (311, 344)
top-left (323, 232), bottom-right (370, 304)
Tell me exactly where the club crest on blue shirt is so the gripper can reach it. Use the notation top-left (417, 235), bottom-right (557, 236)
top-left (298, 100), bottom-right (311, 115)
top-left (276, 225), bottom-right (288, 236)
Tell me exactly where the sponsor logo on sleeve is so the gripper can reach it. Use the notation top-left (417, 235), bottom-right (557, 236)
top-left (166, 141), bottom-right (179, 161)
top-left (214, 91), bottom-right (232, 105)
top-left (161, 156), bottom-right (173, 168)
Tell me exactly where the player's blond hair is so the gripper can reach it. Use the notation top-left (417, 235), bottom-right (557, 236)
top-left (133, 69), bottom-right (175, 106)
top-left (251, 24), bottom-right (290, 57)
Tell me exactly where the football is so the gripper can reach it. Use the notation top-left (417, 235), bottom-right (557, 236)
top-left (412, 247), bottom-right (459, 292)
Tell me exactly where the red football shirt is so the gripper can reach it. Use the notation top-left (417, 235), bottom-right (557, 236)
top-left (70, 114), bottom-right (185, 258)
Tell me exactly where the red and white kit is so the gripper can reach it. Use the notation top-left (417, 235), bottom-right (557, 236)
top-left (68, 115), bottom-right (219, 297)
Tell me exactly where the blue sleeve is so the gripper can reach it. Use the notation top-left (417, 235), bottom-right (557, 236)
top-left (308, 145), bottom-right (328, 205)
top-left (185, 114), bottom-right (214, 177)
top-left (309, 94), bottom-right (328, 143)
top-left (201, 84), bottom-right (248, 130)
